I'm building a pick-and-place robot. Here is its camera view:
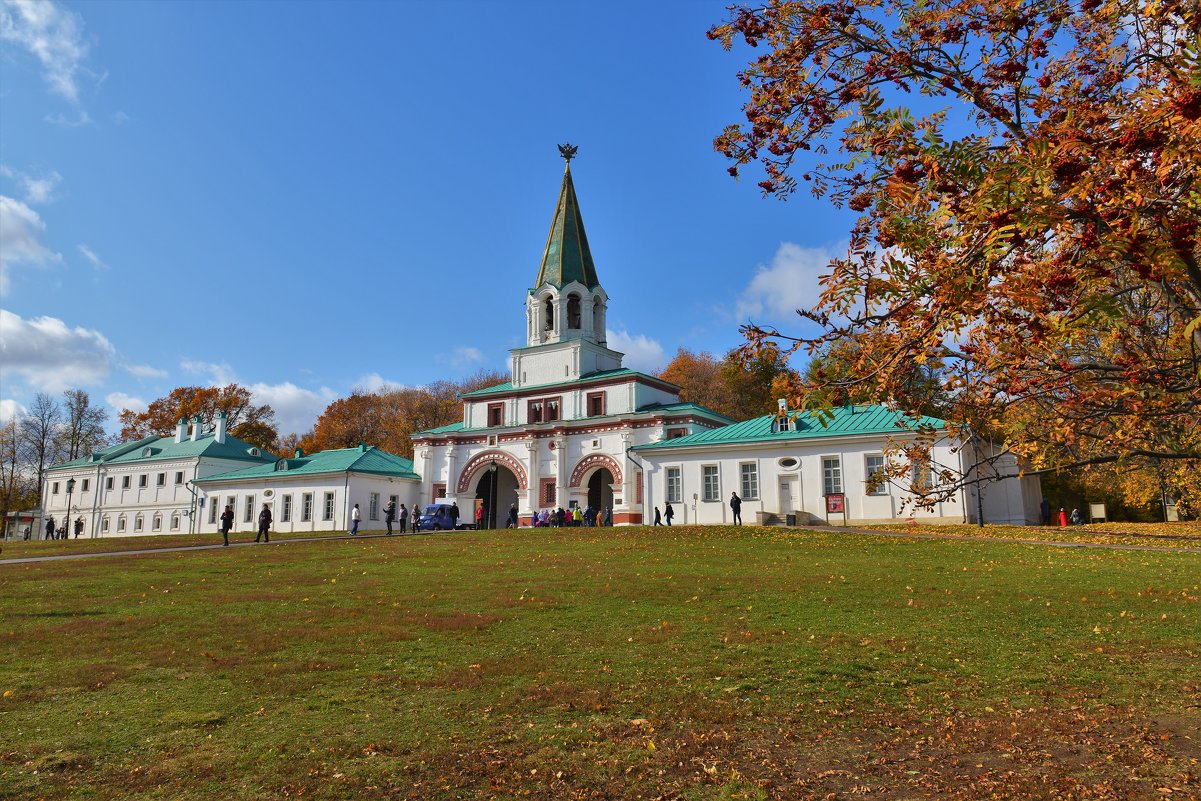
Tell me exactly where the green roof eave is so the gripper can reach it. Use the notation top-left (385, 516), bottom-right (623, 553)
top-left (631, 405), bottom-right (947, 452)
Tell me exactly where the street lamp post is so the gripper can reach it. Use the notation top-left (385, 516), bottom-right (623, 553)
top-left (489, 460), bottom-right (498, 530)
top-left (64, 477), bottom-right (76, 541)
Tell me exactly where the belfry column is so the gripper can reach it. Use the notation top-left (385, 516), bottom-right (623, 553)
top-left (522, 439), bottom-right (539, 524)
top-left (445, 445), bottom-right (459, 503)
top-left (553, 435), bottom-right (568, 509)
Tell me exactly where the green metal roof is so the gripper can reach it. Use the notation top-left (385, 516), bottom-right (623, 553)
top-left (48, 431), bottom-right (275, 471)
top-left (195, 445), bottom-right (419, 483)
top-left (533, 165), bottom-right (600, 291)
top-left (413, 399), bottom-right (730, 437)
top-left (461, 368), bottom-right (665, 399)
top-left (635, 401), bottom-right (735, 422)
top-left (632, 405), bottom-right (946, 451)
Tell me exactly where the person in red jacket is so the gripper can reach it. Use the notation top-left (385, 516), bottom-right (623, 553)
top-left (1058, 507), bottom-right (1069, 527)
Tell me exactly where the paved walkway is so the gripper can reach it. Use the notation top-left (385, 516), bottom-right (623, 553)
top-left (0, 532), bottom-right (421, 564)
top-left (2, 526), bottom-right (1198, 565)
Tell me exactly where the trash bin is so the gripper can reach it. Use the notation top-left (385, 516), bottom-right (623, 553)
top-left (785, 514), bottom-right (797, 526)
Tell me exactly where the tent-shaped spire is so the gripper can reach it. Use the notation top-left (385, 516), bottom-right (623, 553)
top-left (534, 149), bottom-right (600, 290)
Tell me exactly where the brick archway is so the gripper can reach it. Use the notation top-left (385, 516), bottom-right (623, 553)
top-left (568, 453), bottom-right (623, 488)
top-left (456, 450), bottom-right (529, 494)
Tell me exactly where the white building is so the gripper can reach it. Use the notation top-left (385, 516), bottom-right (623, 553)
top-left (633, 405), bottom-right (1042, 526)
top-left (193, 444), bottom-right (421, 534)
top-left (412, 152), bottom-right (733, 525)
top-left (41, 413), bottom-right (274, 538)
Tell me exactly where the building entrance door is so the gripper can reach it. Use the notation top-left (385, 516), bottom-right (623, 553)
top-left (778, 477), bottom-right (797, 515)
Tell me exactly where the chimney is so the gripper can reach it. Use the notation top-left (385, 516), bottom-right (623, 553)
top-left (215, 410), bottom-right (227, 444)
top-left (189, 415), bottom-right (201, 441)
top-left (175, 418), bottom-right (187, 443)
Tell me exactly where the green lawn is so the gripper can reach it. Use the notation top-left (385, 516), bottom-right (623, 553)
top-left (1, 526), bottom-right (1197, 800)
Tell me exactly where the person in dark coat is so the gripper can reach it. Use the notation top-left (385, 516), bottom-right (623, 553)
top-left (255, 503), bottom-right (272, 543)
top-left (665, 503), bottom-right (675, 526)
top-left (398, 504), bottom-right (408, 534)
top-left (384, 499), bottom-right (396, 536)
top-left (653, 507), bottom-right (662, 526)
top-left (45, 517), bottom-right (55, 540)
top-left (729, 492), bottom-right (743, 525)
top-left (1040, 498), bottom-right (1052, 526)
top-left (507, 503), bottom-right (518, 528)
top-left (219, 504), bottom-right (234, 547)
top-left (450, 502), bottom-right (460, 529)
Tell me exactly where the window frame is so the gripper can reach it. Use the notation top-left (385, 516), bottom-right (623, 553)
top-left (81, 478), bottom-right (90, 492)
top-left (369, 492), bottom-right (380, 521)
top-left (822, 456), bottom-right (843, 496)
top-left (139, 474), bottom-right (148, 488)
top-left (323, 492), bottom-right (335, 521)
top-left (586, 391), bottom-right (606, 417)
top-left (740, 462), bottom-right (760, 500)
top-left (174, 471), bottom-right (184, 485)
top-left (701, 465), bottom-right (720, 502)
top-left (122, 475), bottom-right (131, 489)
top-left (865, 454), bottom-right (889, 496)
top-left (244, 495), bottom-right (255, 523)
top-left (302, 493), bottom-right (313, 523)
top-left (52, 481), bottom-right (60, 495)
top-left (156, 472), bottom-right (166, 487)
top-left (665, 466), bottom-right (682, 504)
top-left (281, 494), bottom-right (292, 523)
top-left (152, 514), bottom-right (162, 531)
top-left (487, 402), bottom-right (503, 427)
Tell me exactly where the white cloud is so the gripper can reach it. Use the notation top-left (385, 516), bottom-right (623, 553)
top-left (43, 109), bottom-right (92, 127)
top-left (0, 0), bottom-right (91, 104)
top-left (247, 381), bottom-right (337, 437)
top-left (77, 244), bottom-right (107, 270)
top-left (0, 164), bottom-right (61, 204)
top-left (0, 194), bottom-right (61, 294)
top-left (180, 359), bottom-right (237, 385)
top-left (0, 308), bottom-right (114, 392)
top-left (355, 372), bottom-right (409, 393)
top-left (735, 241), bottom-right (842, 324)
top-left (121, 362), bottom-right (166, 379)
top-left (0, 397), bottom-right (27, 423)
top-left (105, 391), bottom-right (146, 415)
top-left (607, 328), bottom-right (667, 374)
top-left (436, 346), bottom-right (486, 369)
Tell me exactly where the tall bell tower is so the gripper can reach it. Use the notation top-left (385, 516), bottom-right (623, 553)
top-left (514, 146), bottom-right (622, 388)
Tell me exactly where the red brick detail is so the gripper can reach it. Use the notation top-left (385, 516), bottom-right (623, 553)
top-left (613, 511), bottom-right (643, 525)
top-left (456, 450), bottom-right (529, 493)
top-left (636, 471), bottom-right (643, 504)
top-left (539, 478), bottom-right (557, 506)
top-left (568, 453), bottom-right (623, 488)
top-left (432, 483), bottom-right (446, 503)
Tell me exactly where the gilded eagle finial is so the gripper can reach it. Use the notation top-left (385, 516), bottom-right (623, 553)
top-left (557, 143), bottom-right (578, 164)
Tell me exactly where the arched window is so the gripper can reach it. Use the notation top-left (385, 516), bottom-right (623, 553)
top-left (567, 294), bottom-right (581, 329)
top-left (134, 514), bottom-right (144, 532)
top-left (101, 516), bottom-right (110, 532)
top-left (171, 515), bottom-right (180, 530)
top-left (152, 514), bottom-right (162, 531)
top-left (593, 296), bottom-right (604, 335)
top-left (117, 515), bottom-right (126, 533)
top-left (543, 296), bottom-right (555, 331)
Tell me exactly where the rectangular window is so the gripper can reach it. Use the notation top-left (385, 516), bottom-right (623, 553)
top-left (865, 455), bottom-right (888, 495)
top-left (369, 492), bottom-right (380, 520)
top-left (528, 400), bottom-right (543, 423)
top-left (702, 465), bottom-right (720, 502)
top-left (281, 494), bottom-right (292, 523)
top-left (822, 457), bottom-right (843, 495)
top-left (208, 500), bottom-right (218, 524)
top-left (434, 484), bottom-right (447, 500)
top-left (81, 478), bottom-right (89, 492)
top-left (545, 399), bottom-right (560, 422)
top-left (913, 461), bottom-right (937, 492)
top-left (740, 463), bottom-right (759, 500)
top-left (488, 403), bottom-right (503, 427)
top-left (226, 496), bottom-right (236, 520)
top-left (156, 473), bottom-right (165, 486)
top-left (174, 471), bottom-right (184, 485)
top-left (244, 495), bottom-right (255, 522)
top-left (139, 474), bottom-right (148, 488)
top-left (52, 481), bottom-right (59, 494)
top-left (666, 467), bottom-right (682, 504)
top-left (106, 476), bottom-right (113, 490)
top-left (323, 492), bottom-right (335, 521)
top-left (122, 476), bottom-right (130, 489)
top-left (541, 478), bottom-right (556, 505)
top-left (587, 391), bottom-right (605, 417)
top-left (667, 427), bottom-right (688, 439)
top-left (302, 493), bottom-right (313, 522)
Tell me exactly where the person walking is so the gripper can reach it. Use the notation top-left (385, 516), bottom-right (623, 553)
top-left (507, 503), bottom-right (518, 528)
top-left (412, 505), bottom-right (422, 533)
top-left (1039, 498), bottom-right (1052, 526)
top-left (255, 502), bottom-right (272, 543)
top-left (1058, 507), bottom-right (1069, 527)
top-left (45, 517), bottom-right (54, 540)
top-left (384, 498), bottom-right (396, 536)
top-left (398, 503), bottom-right (408, 534)
top-left (665, 502), bottom-right (675, 526)
top-left (653, 507), bottom-right (662, 526)
top-left (602, 506), bottom-right (612, 526)
top-left (1070, 508), bottom-right (1084, 525)
top-left (450, 502), bottom-right (461, 529)
top-left (350, 503), bottom-right (361, 536)
top-left (74, 517), bottom-right (84, 538)
top-left (729, 492), bottom-right (743, 525)
top-left (219, 504), bottom-right (234, 547)
top-left (572, 506), bottom-right (583, 527)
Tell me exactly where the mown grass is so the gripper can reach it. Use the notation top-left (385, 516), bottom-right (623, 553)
top-left (865, 521), bottom-right (1201, 548)
top-left (0, 528), bottom-right (381, 559)
top-left (1, 525), bottom-right (1197, 800)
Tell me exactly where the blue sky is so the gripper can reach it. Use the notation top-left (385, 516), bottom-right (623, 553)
top-left (1, 0), bottom-right (854, 437)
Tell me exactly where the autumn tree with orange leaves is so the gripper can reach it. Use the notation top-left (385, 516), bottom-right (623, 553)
top-left (119, 385), bottom-right (279, 453)
top-left (711, 0), bottom-right (1201, 509)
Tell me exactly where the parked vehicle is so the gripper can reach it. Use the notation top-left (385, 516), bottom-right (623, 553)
top-left (416, 503), bottom-right (471, 531)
